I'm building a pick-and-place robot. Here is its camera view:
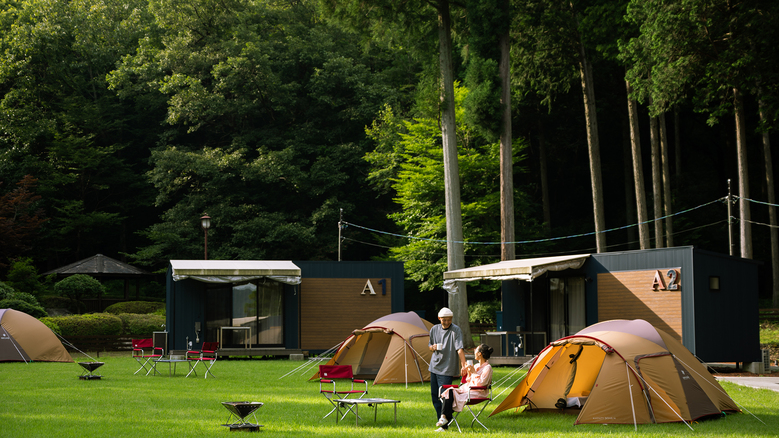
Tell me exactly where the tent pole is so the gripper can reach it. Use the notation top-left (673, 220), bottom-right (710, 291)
top-left (529, 281), bottom-right (534, 355)
top-left (626, 362), bottom-right (637, 431)
top-left (404, 340), bottom-right (408, 389)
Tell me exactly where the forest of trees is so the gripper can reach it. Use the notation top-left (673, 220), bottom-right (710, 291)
top-left (1, 0), bottom-right (779, 313)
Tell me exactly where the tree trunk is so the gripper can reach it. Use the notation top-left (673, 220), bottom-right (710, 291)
top-left (538, 119), bottom-right (551, 234)
top-left (438, 0), bottom-right (472, 347)
top-left (650, 111), bottom-right (664, 248)
top-left (499, 27), bottom-right (515, 261)
top-left (674, 106), bottom-right (681, 177)
top-left (626, 81), bottom-right (650, 250)
top-left (659, 113), bottom-right (674, 247)
top-left (577, 40), bottom-right (606, 253)
top-left (622, 108), bottom-right (637, 250)
top-left (759, 96), bottom-right (779, 307)
top-left (734, 88), bottom-right (752, 259)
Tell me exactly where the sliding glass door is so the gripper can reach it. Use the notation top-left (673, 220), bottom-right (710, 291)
top-left (206, 280), bottom-right (284, 347)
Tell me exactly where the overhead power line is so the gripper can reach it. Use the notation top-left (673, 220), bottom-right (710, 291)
top-left (343, 197), bottom-right (725, 246)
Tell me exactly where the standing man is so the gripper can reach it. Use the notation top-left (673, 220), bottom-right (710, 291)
top-left (428, 307), bottom-right (466, 427)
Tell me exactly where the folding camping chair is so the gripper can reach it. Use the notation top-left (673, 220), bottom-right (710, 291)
top-left (186, 341), bottom-right (218, 378)
top-left (132, 338), bottom-right (163, 376)
top-left (439, 376), bottom-right (493, 432)
top-left (318, 365), bottom-right (368, 420)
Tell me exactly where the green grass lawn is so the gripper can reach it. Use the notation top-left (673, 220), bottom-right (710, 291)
top-left (1, 355), bottom-right (777, 437)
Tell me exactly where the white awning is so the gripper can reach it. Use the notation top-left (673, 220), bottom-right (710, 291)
top-left (170, 260), bottom-right (302, 285)
top-left (442, 254), bottom-right (589, 294)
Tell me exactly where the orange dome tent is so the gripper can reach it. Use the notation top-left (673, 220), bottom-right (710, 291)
top-left (0, 309), bottom-right (72, 363)
top-left (311, 311), bottom-right (433, 384)
top-left (491, 319), bottom-right (739, 426)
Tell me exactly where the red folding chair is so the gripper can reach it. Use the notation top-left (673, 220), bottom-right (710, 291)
top-left (132, 338), bottom-right (163, 376)
top-left (186, 341), bottom-right (218, 378)
top-left (439, 375), bottom-right (493, 432)
top-left (318, 365), bottom-right (368, 420)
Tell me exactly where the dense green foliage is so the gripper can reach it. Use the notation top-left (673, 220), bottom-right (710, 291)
top-left (104, 301), bottom-right (165, 315)
top-left (469, 300), bottom-right (501, 324)
top-left (0, 298), bottom-right (47, 317)
top-left (5, 257), bottom-right (49, 297)
top-left (365, 83), bottom-right (537, 296)
top-left (116, 312), bottom-right (166, 336)
top-left (0, 279), bottom-right (48, 316)
top-left (1, 0), bottom-right (779, 303)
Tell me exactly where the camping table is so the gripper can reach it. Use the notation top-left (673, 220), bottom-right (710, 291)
top-left (153, 357), bottom-right (192, 377)
top-left (219, 326), bottom-right (251, 348)
top-left (333, 398), bottom-right (400, 426)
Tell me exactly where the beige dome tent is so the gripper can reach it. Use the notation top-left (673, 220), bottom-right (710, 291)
top-left (312, 312), bottom-right (433, 384)
top-left (0, 309), bottom-right (73, 362)
top-left (491, 319), bottom-right (739, 426)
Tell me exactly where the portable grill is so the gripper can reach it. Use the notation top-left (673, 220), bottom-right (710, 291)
top-left (78, 361), bottom-right (105, 380)
top-left (221, 401), bottom-right (263, 432)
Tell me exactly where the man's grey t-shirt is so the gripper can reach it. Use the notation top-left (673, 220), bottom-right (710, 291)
top-left (428, 323), bottom-right (464, 376)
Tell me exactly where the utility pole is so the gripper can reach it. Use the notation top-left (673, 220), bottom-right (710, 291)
top-left (727, 179), bottom-right (733, 256)
top-left (338, 208), bottom-right (343, 261)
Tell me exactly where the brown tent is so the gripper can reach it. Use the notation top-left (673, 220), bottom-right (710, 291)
top-left (491, 319), bottom-right (739, 425)
top-left (312, 312), bottom-right (434, 384)
top-left (0, 309), bottom-right (73, 362)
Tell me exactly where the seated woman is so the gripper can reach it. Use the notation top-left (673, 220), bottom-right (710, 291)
top-left (436, 343), bottom-right (493, 431)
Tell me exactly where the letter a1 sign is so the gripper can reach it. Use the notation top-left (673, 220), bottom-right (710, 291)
top-left (361, 280), bottom-right (377, 295)
top-left (651, 268), bottom-right (681, 291)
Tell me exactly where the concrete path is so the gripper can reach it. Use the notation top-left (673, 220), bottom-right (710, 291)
top-left (715, 376), bottom-right (779, 392)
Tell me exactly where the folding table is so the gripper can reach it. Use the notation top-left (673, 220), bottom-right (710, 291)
top-left (333, 398), bottom-right (400, 426)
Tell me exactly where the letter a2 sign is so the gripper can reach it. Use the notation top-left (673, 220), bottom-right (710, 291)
top-left (652, 269), bottom-right (681, 291)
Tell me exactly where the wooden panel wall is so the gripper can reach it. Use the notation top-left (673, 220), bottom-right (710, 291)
top-left (300, 278), bottom-right (392, 350)
top-left (597, 270), bottom-right (682, 340)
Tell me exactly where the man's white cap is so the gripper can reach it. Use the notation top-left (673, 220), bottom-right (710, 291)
top-left (438, 307), bottom-right (454, 318)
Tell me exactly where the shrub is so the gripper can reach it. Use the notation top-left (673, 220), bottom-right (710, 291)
top-left (104, 301), bottom-right (165, 315)
top-left (0, 281), bottom-right (16, 299)
top-left (54, 274), bottom-right (104, 301)
top-left (469, 300), bottom-right (501, 324)
top-left (40, 319), bottom-right (62, 336)
top-left (38, 295), bottom-right (86, 314)
top-left (118, 313), bottom-right (166, 337)
top-left (5, 291), bottom-right (40, 306)
top-left (6, 257), bottom-right (48, 297)
top-left (41, 313), bottom-right (122, 337)
top-left (0, 299), bottom-right (48, 318)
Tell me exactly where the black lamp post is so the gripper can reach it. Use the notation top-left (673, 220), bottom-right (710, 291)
top-left (200, 215), bottom-right (211, 260)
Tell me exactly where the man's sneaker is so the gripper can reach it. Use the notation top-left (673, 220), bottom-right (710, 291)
top-left (436, 415), bottom-right (447, 427)
top-left (435, 427), bottom-right (447, 432)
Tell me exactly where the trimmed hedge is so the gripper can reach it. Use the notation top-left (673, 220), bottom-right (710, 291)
top-left (38, 312), bottom-right (165, 338)
top-left (41, 313), bottom-right (123, 337)
top-left (104, 301), bottom-right (165, 315)
top-left (118, 313), bottom-right (166, 337)
top-left (40, 319), bottom-right (62, 336)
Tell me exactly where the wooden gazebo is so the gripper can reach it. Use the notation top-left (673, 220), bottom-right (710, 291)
top-left (44, 254), bottom-right (154, 309)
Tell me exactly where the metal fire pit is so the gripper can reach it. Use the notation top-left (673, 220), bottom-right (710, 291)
top-left (221, 401), bottom-right (263, 432)
top-left (78, 362), bottom-right (104, 380)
